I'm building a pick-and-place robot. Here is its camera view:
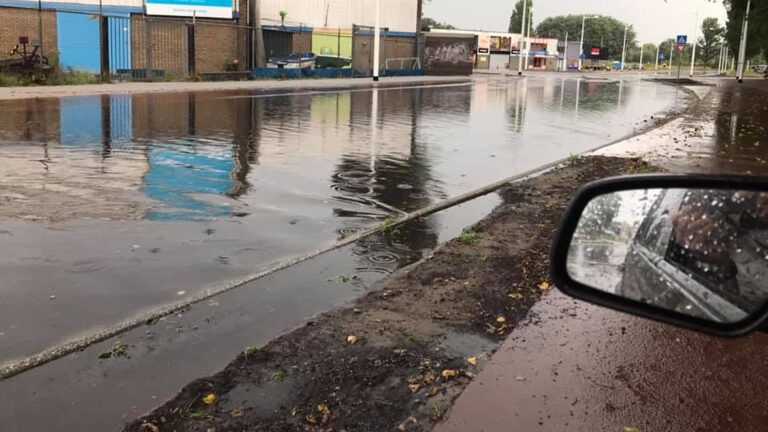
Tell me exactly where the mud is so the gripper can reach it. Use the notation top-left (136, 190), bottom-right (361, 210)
top-left (125, 156), bottom-right (651, 432)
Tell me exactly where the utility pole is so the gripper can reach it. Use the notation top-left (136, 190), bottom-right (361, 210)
top-left (517, 0), bottom-right (527, 76)
top-left (525, 5), bottom-right (533, 70)
top-left (689, 12), bottom-right (698, 76)
top-left (668, 37), bottom-right (673, 76)
top-left (252, 0), bottom-right (265, 68)
top-left (373, 0), bottom-right (381, 81)
top-left (562, 31), bottom-right (568, 71)
top-left (736, 0), bottom-right (751, 83)
top-left (654, 44), bottom-right (659, 73)
top-left (638, 43), bottom-right (644, 72)
top-left (578, 15), bottom-right (586, 70)
top-left (620, 25), bottom-right (628, 71)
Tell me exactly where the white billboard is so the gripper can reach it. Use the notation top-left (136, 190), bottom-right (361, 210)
top-left (146, 0), bottom-right (234, 19)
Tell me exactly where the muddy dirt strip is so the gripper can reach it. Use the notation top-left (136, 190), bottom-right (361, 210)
top-left (125, 156), bottom-right (652, 432)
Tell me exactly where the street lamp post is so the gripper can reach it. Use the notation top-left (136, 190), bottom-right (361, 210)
top-left (654, 44), bottom-right (659, 73)
top-left (525, 5), bottom-right (533, 71)
top-left (372, 0), bottom-right (381, 81)
top-left (638, 43), bottom-right (644, 72)
top-left (517, 0), bottom-right (527, 76)
top-left (578, 15), bottom-right (598, 71)
top-left (736, 0), bottom-right (751, 83)
top-left (562, 31), bottom-right (568, 71)
top-left (620, 25), bottom-right (628, 71)
top-left (689, 12), bottom-right (698, 77)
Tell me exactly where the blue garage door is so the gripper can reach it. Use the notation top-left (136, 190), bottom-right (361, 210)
top-left (57, 12), bottom-right (100, 72)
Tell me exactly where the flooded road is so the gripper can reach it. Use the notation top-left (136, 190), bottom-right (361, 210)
top-left (0, 75), bottom-right (686, 364)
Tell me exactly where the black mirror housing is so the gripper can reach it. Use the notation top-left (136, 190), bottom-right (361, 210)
top-left (551, 174), bottom-right (768, 338)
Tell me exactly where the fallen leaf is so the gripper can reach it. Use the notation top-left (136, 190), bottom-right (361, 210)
top-left (346, 335), bottom-right (358, 344)
top-left (508, 293), bottom-right (523, 300)
top-left (140, 422), bottom-right (160, 432)
top-left (206, 428), bottom-right (216, 432)
top-left (623, 428), bottom-right (641, 432)
top-left (441, 369), bottom-right (458, 379)
top-left (409, 383), bottom-right (420, 393)
top-left (177, 291), bottom-right (186, 296)
top-left (317, 403), bottom-right (331, 415)
top-left (467, 357), bottom-right (478, 366)
top-left (539, 282), bottom-right (551, 291)
top-left (202, 393), bottom-right (216, 405)
top-left (496, 316), bottom-right (506, 324)
top-left (231, 407), bottom-right (244, 418)
top-left (306, 414), bottom-right (318, 425)
top-left (427, 387), bottom-right (440, 397)
top-left (515, 375), bottom-right (526, 381)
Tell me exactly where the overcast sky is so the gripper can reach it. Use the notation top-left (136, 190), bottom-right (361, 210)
top-left (424, 0), bottom-right (728, 44)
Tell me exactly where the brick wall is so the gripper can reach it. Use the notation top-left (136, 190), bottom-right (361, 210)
top-left (0, 7), bottom-right (58, 65)
top-left (194, 22), bottom-right (247, 73)
top-left (131, 16), bottom-right (189, 78)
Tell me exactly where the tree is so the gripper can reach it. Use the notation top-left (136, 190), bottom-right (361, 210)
top-left (697, 17), bottom-right (724, 68)
top-left (509, 0), bottom-right (533, 34)
top-left (421, 17), bottom-right (456, 32)
top-left (577, 194), bottom-right (622, 238)
top-left (723, 0), bottom-right (768, 61)
top-left (535, 15), bottom-right (637, 61)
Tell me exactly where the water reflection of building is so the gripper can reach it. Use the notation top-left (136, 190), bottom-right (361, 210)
top-left (330, 86), bottom-right (467, 272)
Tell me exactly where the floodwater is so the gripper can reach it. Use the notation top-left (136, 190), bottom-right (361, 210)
top-left (0, 75), bottom-right (686, 365)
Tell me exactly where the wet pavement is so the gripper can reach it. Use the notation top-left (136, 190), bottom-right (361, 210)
top-left (437, 290), bottom-right (768, 432)
top-left (441, 77), bottom-right (768, 432)
top-left (0, 74), bottom-right (686, 365)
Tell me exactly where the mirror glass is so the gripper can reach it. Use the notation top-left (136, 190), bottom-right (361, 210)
top-left (567, 188), bottom-right (768, 323)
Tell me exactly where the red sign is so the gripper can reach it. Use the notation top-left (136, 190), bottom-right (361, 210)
top-left (590, 47), bottom-right (601, 56)
top-left (677, 44), bottom-right (685, 53)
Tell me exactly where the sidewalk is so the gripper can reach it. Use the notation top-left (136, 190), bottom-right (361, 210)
top-left (437, 78), bottom-right (768, 432)
top-left (0, 75), bottom-right (471, 100)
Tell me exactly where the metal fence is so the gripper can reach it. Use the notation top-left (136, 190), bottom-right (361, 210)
top-left (0, 6), bottom-right (420, 81)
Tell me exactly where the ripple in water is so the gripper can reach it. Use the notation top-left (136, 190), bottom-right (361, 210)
top-left (366, 251), bottom-right (400, 265)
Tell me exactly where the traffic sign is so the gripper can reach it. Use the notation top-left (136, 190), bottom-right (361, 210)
top-left (659, 53), bottom-right (666, 61)
top-left (579, 54), bottom-right (586, 60)
top-left (676, 35), bottom-right (688, 45)
top-left (677, 44), bottom-right (685, 53)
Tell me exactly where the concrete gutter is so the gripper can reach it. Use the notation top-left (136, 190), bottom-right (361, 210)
top-left (0, 75), bottom-right (472, 100)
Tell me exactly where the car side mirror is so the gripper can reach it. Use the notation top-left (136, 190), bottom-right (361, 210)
top-left (551, 175), bottom-right (768, 337)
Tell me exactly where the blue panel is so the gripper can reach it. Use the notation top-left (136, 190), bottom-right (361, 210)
top-left (251, 68), bottom-right (302, 79)
top-left (143, 146), bottom-right (235, 221)
top-left (108, 17), bottom-right (132, 73)
top-left (59, 96), bottom-right (103, 147)
top-left (57, 12), bottom-right (100, 72)
top-left (0, 0), bottom-right (140, 15)
top-left (109, 95), bottom-right (133, 143)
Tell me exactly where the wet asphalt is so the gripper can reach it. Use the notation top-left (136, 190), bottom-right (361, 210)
top-left (0, 73), bottom-right (691, 430)
top-left (440, 77), bottom-right (768, 432)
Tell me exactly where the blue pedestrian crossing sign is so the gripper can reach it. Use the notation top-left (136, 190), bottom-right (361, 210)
top-left (676, 35), bottom-right (688, 45)
top-left (659, 53), bottom-right (666, 61)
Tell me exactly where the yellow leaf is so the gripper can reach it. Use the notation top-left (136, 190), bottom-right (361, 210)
top-left (508, 293), bottom-right (523, 300)
top-left (346, 335), bottom-right (358, 344)
top-left (177, 291), bottom-right (186, 296)
top-left (202, 393), bottom-right (216, 404)
top-left (317, 403), bottom-right (331, 415)
top-left (496, 316), bottom-right (506, 324)
top-left (467, 357), bottom-right (478, 366)
top-left (539, 282), bottom-right (551, 291)
top-left (441, 369), bottom-right (458, 379)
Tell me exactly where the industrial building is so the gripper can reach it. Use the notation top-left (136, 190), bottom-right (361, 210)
top-left (428, 29), bottom-right (559, 72)
top-left (0, 0), bottom-right (421, 76)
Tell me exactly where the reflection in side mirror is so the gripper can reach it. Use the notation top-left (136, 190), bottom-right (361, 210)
top-left (552, 176), bottom-right (768, 336)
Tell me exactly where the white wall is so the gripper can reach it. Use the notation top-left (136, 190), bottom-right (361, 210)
top-left (259, 0), bottom-right (418, 33)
